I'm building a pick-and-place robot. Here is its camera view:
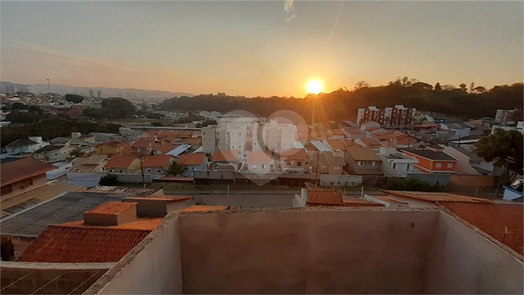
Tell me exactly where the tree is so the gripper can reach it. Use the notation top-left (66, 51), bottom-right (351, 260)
top-left (101, 97), bottom-right (135, 119)
top-left (459, 83), bottom-right (467, 92)
top-left (166, 161), bottom-right (186, 176)
top-left (65, 94), bottom-right (84, 103)
top-left (441, 84), bottom-right (456, 91)
top-left (469, 82), bottom-right (475, 93)
top-left (354, 81), bottom-right (370, 90)
top-left (474, 86), bottom-right (486, 93)
top-left (434, 82), bottom-right (442, 91)
top-left (11, 102), bottom-right (27, 110)
top-left (99, 174), bottom-right (119, 186)
top-left (476, 129), bottom-right (523, 197)
top-left (412, 82), bottom-right (433, 91)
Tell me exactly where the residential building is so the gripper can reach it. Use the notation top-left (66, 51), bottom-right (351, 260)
top-left (103, 154), bottom-right (140, 174)
top-left (491, 121), bottom-right (524, 135)
top-left (119, 127), bottom-right (146, 142)
top-left (379, 190), bottom-right (493, 209)
top-left (280, 148), bottom-right (310, 174)
top-left (210, 150), bottom-right (240, 171)
top-left (375, 132), bottom-right (418, 148)
top-left (70, 155), bottom-right (108, 173)
top-left (377, 147), bottom-right (418, 177)
top-left (438, 122), bottom-right (472, 140)
top-left (443, 146), bottom-right (499, 175)
top-left (244, 150), bottom-right (274, 173)
top-left (142, 155), bottom-right (174, 177)
top-left (33, 145), bottom-right (76, 163)
top-left (90, 132), bottom-right (122, 143)
top-left (363, 195), bottom-right (409, 208)
top-left (359, 121), bottom-right (381, 131)
top-left (345, 147), bottom-right (383, 175)
top-left (354, 137), bottom-right (383, 151)
top-left (0, 157), bottom-right (55, 201)
top-left (152, 143), bottom-right (179, 155)
top-left (95, 141), bottom-right (130, 156)
top-left (357, 105), bottom-right (416, 128)
top-left (495, 109), bottom-right (517, 124)
top-left (178, 153), bottom-right (208, 177)
top-left (131, 137), bottom-right (154, 154)
top-left (327, 129), bottom-right (345, 139)
top-left (402, 149), bottom-right (458, 174)
top-left (313, 151), bottom-right (346, 175)
top-left (341, 127), bottom-right (367, 139)
top-left (5, 136), bottom-right (49, 155)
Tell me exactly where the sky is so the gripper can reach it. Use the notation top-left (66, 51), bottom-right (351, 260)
top-left (1, 1), bottom-right (522, 97)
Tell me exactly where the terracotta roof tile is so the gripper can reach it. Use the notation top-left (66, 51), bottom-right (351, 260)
top-left (246, 151), bottom-right (273, 164)
top-left (178, 153), bottom-right (206, 166)
top-left (347, 147), bottom-right (382, 162)
top-left (307, 189), bottom-right (343, 205)
top-left (84, 201), bottom-right (137, 216)
top-left (357, 137), bottom-right (383, 148)
top-left (17, 226), bottom-right (151, 263)
top-left (1, 157), bottom-right (55, 187)
top-left (96, 141), bottom-right (128, 148)
top-left (280, 149), bottom-right (308, 161)
top-left (181, 205), bottom-right (229, 212)
top-left (60, 217), bottom-right (162, 231)
top-left (185, 138), bottom-right (202, 145)
top-left (382, 190), bottom-right (493, 204)
top-left (132, 137), bottom-right (153, 148)
top-left (325, 140), bottom-right (347, 151)
top-left (442, 203), bottom-right (523, 255)
top-left (142, 155), bottom-right (173, 168)
top-left (212, 150), bottom-right (240, 162)
top-left (154, 144), bottom-right (179, 154)
top-left (103, 154), bottom-right (138, 168)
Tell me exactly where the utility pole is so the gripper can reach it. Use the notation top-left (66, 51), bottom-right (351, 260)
top-left (140, 156), bottom-right (146, 188)
top-left (47, 79), bottom-right (51, 94)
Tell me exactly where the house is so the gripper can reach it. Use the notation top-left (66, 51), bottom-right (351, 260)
top-left (327, 129), bottom-right (345, 139)
top-left (33, 144), bottom-right (76, 163)
top-left (131, 137), bottom-right (153, 154)
top-left (103, 154), bottom-right (140, 174)
top-left (341, 127), bottom-right (367, 140)
top-left (5, 136), bottom-right (49, 155)
top-left (402, 149), bottom-right (458, 174)
top-left (1, 157), bottom-right (56, 200)
top-left (322, 139), bottom-right (354, 152)
top-left (70, 155), bottom-right (108, 173)
top-left (294, 188), bottom-right (383, 208)
top-left (90, 132), bottom-right (122, 144)
top-left (359, 121), bottom-right (381, 131)
top-left (354, 137), bottom-right (384, 151)
top-left (210, 150), bottom-right (240, 171)
top-left (95, 141), bottom-right (130, 156)
top-left (314, 151), bottom-right (346, 175)
top-left (245, 151), bottom-right (274, 173)
top-left (142, 155), bottom-right (174, 178)
top-left (345, 147), bottom-right (383, 175)
top-left (375, 132), bottom-right (418, 148)
top-left (280, 148), bottom-right (310, 174)
top-left (443, 146), bottom-right (499, 175)
top-left (439, 122), bottom-right (472, 140)
top-left (152, 143), bottom-right (179, 155)
top-left (178, 153), bottom-right (208, 177)
top-left (377, 147), bottom-right (418, 177)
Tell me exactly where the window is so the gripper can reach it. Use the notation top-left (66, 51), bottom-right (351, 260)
top-left (157, 169), bottom-right (162, 173)
top-left (297, 162), bottom-right (302, 167)
top-left (372, 162), bottom-right (378, 166)
top-left (252, 164), bottom-right (258, 169)
top-left (393, 163), bottom-right (397, 169)
top-left (1, 185), bottom-right (13, 195)
top-left (120, 170), bottom-right (124, 173)
top-left (447, 163), bottom-right (453, 168)
top-left (147, 169), bottom-right (151, 173)
top-left (357, 161), bottom-right (363, 166)
top-left (436, 163), bottom-right (442, 168)
top-left (286, 161), bottom-right (291, 166)
top-left (262, 164), bottom-right (267, 169)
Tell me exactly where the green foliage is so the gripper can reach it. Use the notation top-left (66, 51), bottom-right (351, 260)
top-left (99, 174), bottom-right (119, 186)
top-left (476, 129), bottom-right (523, 188)
top-left (101, 97), bottom-right (135, 119)
top-left (386, 178), bottom-right (444, 192)
top-left (65, 94), bottom-right (84, 103)
top-left (6, 110), bottom-right (42, 123)
top-left (166, 161), bottom-right (186, 176)
top-left (195, 119), bottom-right (217, 128)
top-left (11, 102), bottom-right (28, 110)
top-left (146, 112), bottom-right (164, 119)
top-left (82, 108), bottom-right (105, 118)
top-left (151, 121), bottom-right (164, 126)
top-left (160, 81), bottom-right (523, 122)
top-left (1, 116), bottom-right (121, 147)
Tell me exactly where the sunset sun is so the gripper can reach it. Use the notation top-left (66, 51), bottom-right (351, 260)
top-left (306, 80), bottom-right (323, 95)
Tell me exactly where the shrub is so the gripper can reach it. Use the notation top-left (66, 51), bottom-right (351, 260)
top-left (99, 174), bottom-right (119, 186)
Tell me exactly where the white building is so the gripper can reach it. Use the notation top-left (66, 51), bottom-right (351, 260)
top-left (495, 109), bottom-right (516, 124)
top-left (491, 121), bottom-right (524, 135)
top-left (377, 147), bottom-right (418, 177)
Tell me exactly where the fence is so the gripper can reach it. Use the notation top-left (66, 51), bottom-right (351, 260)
top-left (320, 174), bottom-right (363, 187)
top-left (406, 173), bottom-right (451, 186)
top-left (449, 174), bottom-right (495, 188)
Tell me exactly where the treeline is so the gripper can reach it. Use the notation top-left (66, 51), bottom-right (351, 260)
top-left (1, 116), bottom-right (121, 147)
top-left (161, 79), bottom-right (523, 122)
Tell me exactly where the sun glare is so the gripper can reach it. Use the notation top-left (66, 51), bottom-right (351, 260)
top-left (306, 80), bottom-right (323, 95)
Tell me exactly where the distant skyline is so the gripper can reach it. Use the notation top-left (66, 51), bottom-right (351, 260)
top-left (1, 1), bottom-right (522, 97)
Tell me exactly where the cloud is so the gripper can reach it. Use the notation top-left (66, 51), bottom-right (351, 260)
top-left (284, 0), bottom-right (296, 21)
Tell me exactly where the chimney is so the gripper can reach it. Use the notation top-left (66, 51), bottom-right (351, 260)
top-left (71, 132), bottom-right (81, 139)
top-left (28, 136), bottom-right (42, 144)
top-left (84, 202), bottom-right (137, 226)
top-left (123, 196), bottom-right (194, 217)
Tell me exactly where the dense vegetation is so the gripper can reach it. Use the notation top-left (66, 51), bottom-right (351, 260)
top-left (1, 116), bottom-right (121, 147)
top-left (65, 94), bottom-right (84, 103)
top-left (100, 97), bottom-right (135, 119)
top-left (161, 79), bottom-right (523, 122)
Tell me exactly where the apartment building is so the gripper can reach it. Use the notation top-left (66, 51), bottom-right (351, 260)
top-left (357, 105), bottom-right (416, 128)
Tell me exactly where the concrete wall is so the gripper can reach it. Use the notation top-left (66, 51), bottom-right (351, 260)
top-left (449, 174), bottom-right (495, 188)
top-left (425, 212), bottom-right (523, 294)
top-left (0, 234), bottom-right (37, 260)
top-left (1, 174), bottom-right (48, 201)
top-left (115, 173), bottom-right (153, 184)
top-left (178, 210), bottom-right (439, 294)
top-left (406, 172), bottom-right (451, 186)
top-left (67, 172), bottom-right (102, 188)
top-left (319, 174), bottom-right (362, 187)
top-left (85, 214), bottom-right (183, 295)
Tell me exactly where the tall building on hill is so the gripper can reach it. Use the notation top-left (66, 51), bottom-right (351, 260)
top-left (357, 105), bottom-right (416, 129)
top-left (97, 90), bottom-right (102, 98)
top-left (89, 89), bottom-right (95, 97)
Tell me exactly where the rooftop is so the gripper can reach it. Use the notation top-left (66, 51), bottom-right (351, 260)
top-left (34, 144), bottom-right (65, 153)
top-left (346, 146), bottom-right (382, 162)
top-left (382, 190), bottom-right (494, 204)
top-left (403, 149), bottom-right (457, 161)
top-left (181, 205), bottom-right (229, 213)
top-left (307, 189), bottom-right (343, 205)
top-left (1, 157), bottom-right (56, 187)
top-left (142, 154), bottom-right (173, 168)
top-left (211, 150), bottom-right (240, 162)
top-left (84, 201), bottom-right (137, 216)
top-left (103, 154), bottom-right (138, 168)
top-left (131, 137), bottom-right (153, 148)
top-left (5, 138), bottom-right (38, 148)
top-left (178, 153), bottom-right (206, 166)
top-left (280, 148), bottom-right (309, 161)
top-left (246, 150), bottom-right (273, 163)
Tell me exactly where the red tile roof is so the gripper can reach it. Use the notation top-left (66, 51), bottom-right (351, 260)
top-left (17, 225), bottom-right (151, 263)
top-left (103, 154), bottom-right (138, 168)
top-left (84, 201), bottom-right (137, 216)
top-left (357, 137), bottom-right (383, 148)
top-left (142, 154), bottom-right (172, 168)
top-left (154, 144), bottom-right (179, 154)
top-left (325, 140), bottom-right (347, 151)
top-left (346, 147), bottom-right (382, 162)
top-left (132, 137), bottom-right (153, 148)
top-left (442, 203), bottom-right (523, 255)
top-left (178, 153), bottom-right (206, 166)
top-left (212, 150), bottom-right (239, 162)
top-left (307, 189), bottom-right (343, 205)
top-left (280, 148), bottom-right (309, 161)
top-left (382, 190), bottom-right (494, 204)
top-left (246, 151), bottom-right (273, 163)
top-left (97, 141), bottom-right (128, 148)
top-left (181, 205), bottom-right (229, 212)
top-left (60, 217), bottom-right (162, 231)
top-left (1, 157), bottom-right (55, 187)
top-left (185, 138), bottom-right (202, 145)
